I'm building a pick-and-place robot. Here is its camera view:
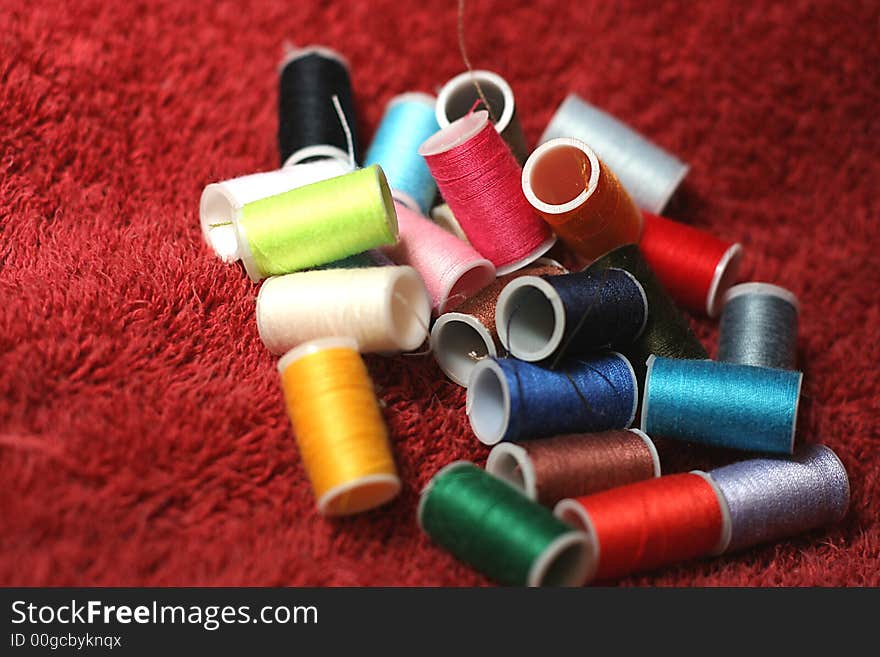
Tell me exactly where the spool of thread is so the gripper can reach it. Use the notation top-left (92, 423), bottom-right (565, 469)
top-left (199, 159), bottom-right (351, 263)
top-left (642, 355), bottom-right (802, 454)
top-left (381, 202), bottom-right (495, 314)
top-left (467, 352), bottom-right (637, 445)
top-left (539, 94), bottom-right (689, 214)
top-left (495, 267), bottom-right (647, 364)
top-left (233, 165), bottom-right (398, 281)
top-left (419, 110), bottom-right (555, 274)
top-left (522, 138), bottom-right (644, 262)
top-left (709, 444), bottom-right (849, 553)
top-left (430, 203), bottom-right (470, 244)
top-left (430, 260), bottom-right (567, 386)
top-left (435, 70), bottom-right (529, 164)
top-left (279, 337), bottom-right (399, 516)
top-left (554, 472), bottom-right (730, 582)
top-left (640, 212), bottom-right (742, 317)
top-left (718, 282), bottom-right (799, 369)
top-left (278, 46), bottom-right (359, 167)
top-left (588, 244), bottom-right (708, 388)
top-left (418, 461), bottom-right (592, 586)
top-left (364, 93), bottom-right (439, 214)
top-left (257, 266), bottom-right (430, 355)
top-left (486, 429), bottom-right (660, 507)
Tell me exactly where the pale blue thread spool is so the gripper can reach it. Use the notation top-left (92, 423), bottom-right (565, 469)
top-left (641, 355), bottom-right (802, 454)
top-left (364, 93), bottom-right (439, 214)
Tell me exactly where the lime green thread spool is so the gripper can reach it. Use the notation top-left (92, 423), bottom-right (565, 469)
top-left (417, 462), bottom-right (592, 586)
top-left (234, 165), bottom-right (399, 281)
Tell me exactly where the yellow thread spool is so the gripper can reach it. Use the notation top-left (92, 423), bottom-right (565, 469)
top-left (278, 336), bottom-right (401, 516)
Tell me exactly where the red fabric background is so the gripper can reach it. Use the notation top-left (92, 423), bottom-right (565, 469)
top-left (1, 0), bottom-right (877, 586)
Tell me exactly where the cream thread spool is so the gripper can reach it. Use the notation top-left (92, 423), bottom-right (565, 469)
top-left (257, 266), bottom-right (431, 355)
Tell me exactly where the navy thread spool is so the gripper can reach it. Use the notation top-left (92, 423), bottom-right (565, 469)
top-left (278, 47), bottom-right (360, 167)
top-left (642, 355), bottom-right (803, 454)
top-left (709, 444), bottom-right (850, 553)
top-left (587, 244), bottom-right (708, 389)
top-left (718, 282), bottom-right (800, 370)
top-left (364, 92), bottom-right (439, 215)
top-left (466, 352), bottom-right (638, 445)
top-left (495, 267), bottom-right (647, 364)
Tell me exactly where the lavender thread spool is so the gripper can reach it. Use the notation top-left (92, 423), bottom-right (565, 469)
top-left (718, 282), bottom-right (799, 370)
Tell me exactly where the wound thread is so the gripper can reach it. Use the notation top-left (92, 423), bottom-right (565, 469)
top-left (418, 461), bottom-right (592, 586)
top-left (486, 428), bottom-right (660, 507)
top-left (718, 282), bottom-right (799, 370)
top-left (420, 111), bottom-right (555, 274)
top-left (467, 352), bottom-right (638, 445)
top-left (278, 46), bottom-right (360, 166)
top-left (642, 355), bottom-right (802, 454)
top-left (279, 337), bottom-right (400, 516)
top-left (522, 138), bottom-right (643, 262)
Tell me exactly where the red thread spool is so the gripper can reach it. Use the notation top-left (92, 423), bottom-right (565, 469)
top-left (522, 137), bottom-right (643, 263)
top-left (419, 111), bottom-right (555, 274)
top-left (640, 212), bottom-right (742, 317)
top-left (554, 472), bottom-right (730, 583)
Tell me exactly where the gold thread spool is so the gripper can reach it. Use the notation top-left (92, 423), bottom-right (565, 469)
top-left (278, 336), bottom-right (401, 516)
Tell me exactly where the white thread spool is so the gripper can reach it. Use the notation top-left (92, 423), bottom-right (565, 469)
top-left (199, 159), bottom-right (351, 263)
top-left (435, 70), bottom-right (528, 164)
top-left (539, 94), bottom-right (689, 214)
top-left (257, 266), bottom-right (431, 354)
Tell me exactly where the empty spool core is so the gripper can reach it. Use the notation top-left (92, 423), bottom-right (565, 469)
top-left (199, 185), bottom-right (242, 262)
top-left (495, 276), bottom-right (565, 362)
top-left (486, 442), bottom-right (537, 499)
top-left (386, 267), bottom-right (432, 351)
top-left (439, 259), bottom-right (496, 314)
top-left (430, 313), bottom-right (497, 387)
top-left (522, 138), bottom-right (600, 217)
top-left (466, 359), bottom-right (510, 445)
top-left (436, 70), bottom-right (514, 136)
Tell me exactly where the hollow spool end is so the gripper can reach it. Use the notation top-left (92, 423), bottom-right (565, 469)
top-left (522, 137), bottom-right (600, 217)
top-left (435, 70), bottom-right (515, 137)
top-left (384, 265), bottom-right (432, 351)
top-left (723, 281), bottom-right (800, 315)
top-left (430, 312), bottom-right (497, 387)
top-left (466, 358), bottom-right (510, 445)
top-left (485, 442), bottom-right (537, 500)
top-left (495, 276), bottom-right (566, 362)
top-left (552, 498), bottom-right (600, 585)
top-left (629, 428), bottom-right (662, 478)
top-left (694, 470), bottom-right (733, 555)
top-left (199, 184), bottom-right (243, 263)
top-left (437, 257), bottom-right (497, 315)
top-left (706, 243), bottom-right (743, 317)
top-left (527, 530), bottom-right (593, 587)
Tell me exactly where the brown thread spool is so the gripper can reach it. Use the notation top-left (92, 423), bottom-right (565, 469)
top-left (430, 259), bottom-right (566, 386)
top-left (522, 138), bottom-right (643, 262)
top-left (486, 429), bottom-right (660, 507)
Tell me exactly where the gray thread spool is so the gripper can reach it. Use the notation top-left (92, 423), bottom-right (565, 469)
top-left (708, 444), bottom-right (849, 553)
top-left (538, 94), bottom-right (689, 214)
top-left (717, 282), bottom-right (799, 370)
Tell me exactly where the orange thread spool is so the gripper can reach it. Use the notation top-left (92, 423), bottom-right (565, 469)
top-left (522, 137), bottom-right (643, 262)
top-left (278, 336), bottom-right (400, 516)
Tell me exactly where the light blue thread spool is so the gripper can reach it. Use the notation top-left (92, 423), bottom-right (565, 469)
top-left (364, 93), bottom-right (439, 214)
top-left (641, 355), bottom-right (802, 454)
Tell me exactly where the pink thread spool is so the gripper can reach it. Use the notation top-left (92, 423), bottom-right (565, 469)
top-left (382, 202), bottom-right (496, 314)
top-left (419, 111), bottom-right (555, 275)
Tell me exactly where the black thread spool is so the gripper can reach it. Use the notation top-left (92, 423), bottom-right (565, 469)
top-left (278, 46), bottom-right (360, 167)
top-left (587, 244), bottom-right (708, 392)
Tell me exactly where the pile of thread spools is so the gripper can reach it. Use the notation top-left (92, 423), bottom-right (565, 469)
top-left (199, 47), bottom-right (849, 585)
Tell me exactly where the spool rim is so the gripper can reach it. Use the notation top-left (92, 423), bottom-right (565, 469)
top-left (283, 144), bottom-right (354, 169)
top-left (256, 277), bottom-right (283, 354)
top-left (495, 276), bottom-right (566, 362)
top-left (527, 530), bottom-right (593, 587)
top-left (493, 234), bottom-right (558, 276)
top-left (640, 354), bottom-right (658, 431)
top-left (199, 183), bottom-right (243, 263)
top-left (278, 45), bottom-right (351, 72)
top-left (232, 211), bottom-right (263, 282)
top-left (694, 470), bottom-right (733, 555)
top-left (419, 110), bottom-right (489, 157)
top-left (430, 312), bottom-right (497, 387)
top-left (552, 498), bottom-right (600, 585)
top-left (790, 371), bottom-right (803, 454)
top-left (629, 428), bottom-right (662, 478)
top-left (317, 473), bottom-right (402, 517)
top-left (706, 243), bottom-right (743, 317)
top-left (466, 358), bottom-right (511, 445)
top-left (610, 351), bottom-right (639, 428)
top-left (723, 281), bottom-right (800, 314)
top-left (277, 336), bottom-right (359, 374)
top-left (437, 257), bottom-right (497, 315)
top-left (384, 266), bottom-right (431, 351)
top-left (485, 442), bottom-right (537, 500)
top-left (435, 70), bottom-right (516, 137)
top-left (522, 137), bottom-right (600, 216)
top-left (416, 460), bottom-right (475, 531)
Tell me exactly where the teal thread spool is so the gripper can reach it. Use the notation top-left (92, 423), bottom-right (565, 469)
top-left (641, 355), bottom-right (802, 454)
top-left (418, 462), bottom-right (592, 586)
top-left (233, 165), bottom-right (399, 281)
top-left (364, 93), bottom-right (439, 214)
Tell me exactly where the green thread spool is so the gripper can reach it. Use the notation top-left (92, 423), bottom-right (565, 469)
top-left (417, 462), bottom-right (592, 586)
top-left (234, 165), bottom-right (399, 281)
